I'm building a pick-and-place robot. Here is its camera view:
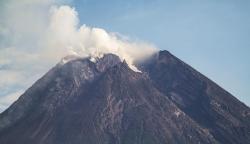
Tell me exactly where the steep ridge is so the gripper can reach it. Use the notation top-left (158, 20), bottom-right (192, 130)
top-left (138, 50), bottom-right (250, 144)
top-left (0, 54), bottom-right (218, 144)
top-left (0, 51), bottom-right (249, 144)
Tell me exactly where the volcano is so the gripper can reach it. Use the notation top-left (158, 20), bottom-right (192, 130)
top-left (0, 51), bottom-right (249, 144)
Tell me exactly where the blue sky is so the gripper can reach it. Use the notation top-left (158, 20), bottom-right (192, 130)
top-left (0, 0), bottom-right (249, 111)
top-left (69, 0), bottom-right (250, 104)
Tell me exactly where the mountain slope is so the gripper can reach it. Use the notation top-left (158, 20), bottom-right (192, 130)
top-left (138, 51), bottom-right (250, 144)
top-left (0, 51), bottom-right (249, 144)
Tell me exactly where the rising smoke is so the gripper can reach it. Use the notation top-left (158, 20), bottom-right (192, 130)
top-left (0, 0), bottom-right (158, 111)
top-left (44, 5), bottom-right (157, 71)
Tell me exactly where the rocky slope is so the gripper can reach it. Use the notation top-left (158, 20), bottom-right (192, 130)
top-left (0, 51), bottom-right (249, 144)
top-left (138, 51), bottom-right (250, 144)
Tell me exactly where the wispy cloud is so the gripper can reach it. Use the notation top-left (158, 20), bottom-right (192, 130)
top-left (0, 0), bottom-right (157, 112)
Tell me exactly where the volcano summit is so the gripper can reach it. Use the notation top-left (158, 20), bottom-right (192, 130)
top-left (0, 51), bottom-right (249, 144)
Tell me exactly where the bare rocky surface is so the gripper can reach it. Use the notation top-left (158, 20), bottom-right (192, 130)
top-left (138, 51), bottom-right (250, 144)
top-left (0, 51), bottom-right (249, 144)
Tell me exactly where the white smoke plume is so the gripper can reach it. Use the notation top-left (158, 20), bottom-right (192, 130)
top-left (0, 0), bottom-right (157, 111)
top-left (43, 6), bottom-right (157, 71)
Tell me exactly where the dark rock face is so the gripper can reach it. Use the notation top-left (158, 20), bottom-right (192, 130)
top-left (0, 52), bottom-right (249, 144)
top-left (138, 51), bottom-right (250, 144)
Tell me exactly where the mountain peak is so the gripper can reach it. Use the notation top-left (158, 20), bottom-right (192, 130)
top-left (95, 54), bottom-right (121, 72)
top-left (0, 51), bottom-right (250, 144)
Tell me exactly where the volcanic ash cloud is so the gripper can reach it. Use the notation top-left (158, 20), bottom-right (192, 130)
top-left (45, 5), bottom-right (158, 71)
